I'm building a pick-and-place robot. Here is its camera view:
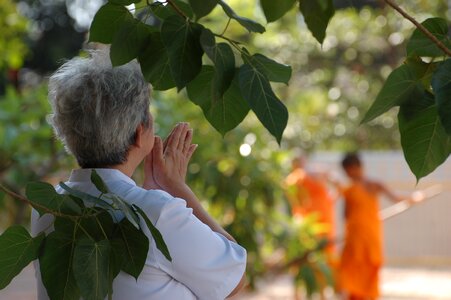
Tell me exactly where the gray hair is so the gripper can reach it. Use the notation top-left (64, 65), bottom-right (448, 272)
top-left (48, 50), bottom-right (151, 168)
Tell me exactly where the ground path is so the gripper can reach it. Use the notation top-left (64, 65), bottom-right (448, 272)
top-left (1, 265), bottom-right (450, 299)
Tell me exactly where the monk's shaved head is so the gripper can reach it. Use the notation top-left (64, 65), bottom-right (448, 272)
top-left (341, 152), bottom-right (361, 169)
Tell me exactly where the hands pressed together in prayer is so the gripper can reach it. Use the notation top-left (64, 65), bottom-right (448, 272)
top-left (143, 122), bottom-right (254, 296)
top-left (143, 122), bottom-right (198, 193)
top-left (142, 122), bottom-right (237, 243)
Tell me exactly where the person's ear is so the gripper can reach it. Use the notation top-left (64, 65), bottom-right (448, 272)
top-left (134, 124), bottom-right (144, 148)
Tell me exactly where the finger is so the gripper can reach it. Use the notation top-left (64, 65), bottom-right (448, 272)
top-left (183, 129), bottom-right (193, 153)
top-left (166, 123), bottom-right (184, 150)
top-left (163, 125), bottom-right (178, 150)
top-left (163, 135), bottom-right (169, 150)
top-left (176, 123), bottom-right (189, 150)
top-left (152, 136), bottom-right (164, 168)
top-left (186, 144), bottom-right (198, 160)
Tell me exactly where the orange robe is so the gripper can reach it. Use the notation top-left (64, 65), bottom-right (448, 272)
top-left (338, 183), bottom-right (382, 298)
top-left (285, 169), bottom-right (335, 252)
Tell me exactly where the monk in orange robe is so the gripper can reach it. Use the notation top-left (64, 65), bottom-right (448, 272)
top-left (337, 153), bottom-right (403, 300)
top-left (285, 155), bottom-right (336, 254)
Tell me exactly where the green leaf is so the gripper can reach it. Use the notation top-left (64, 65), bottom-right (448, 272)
top-left (110, 18), bottom-right (154, 66)
top-left (78, 210), bottom-right (115, 241)
top-left (244, 53), bottom-right (292, 84)
top-left (189, 0), bottom-right (218, 20)
top-left (54, 217), bottom-right (77, 235)
top-left (90, 170), bottom-right (109, 194)
top-left (239, 63), bottom-right (288, 144)
top-left (186, 66), bottom-right (250, 135)
top-left (406, 18), bottom-right (451, 57)
top-left (171, 0), bottom-right (194, 20)
top-left (151, 1), bottom-right (194, 21)
top-left (40, 231), bottom-right (80, 300)
top-left (297, 264), bottom-right (318, 296)
top-left (161, 15), bottom-right (204, 90)
top-left (26, 182), bottom-right (82, 216)
top-left (432, 59), bottom-right (451, 135)
top-left (138, 32), bottom-right (177, 90)
top-left (107, 194), bottom-right (140, 229)
top-left (111, 218), bottom-right (149, 279)
top-left (59, 182), bottom-right (113, 211)
top-left (218, 1), bottom-right (265, 34)
top-left (133, 205), bottom-right (172, 261)
top-left (299, 0), bottom-right (334, 44)
top-left (109, 0), bottom-right (141, 5)
top-left (260, 0), bottom-right (296, 23)
top-left (200, 28), bottom-right (235, 98)
top-left (73, 238), bottom-right (111, 300)
top-left (361, 64), bottom-right (424, 123)
top-left (150, 2), bottom-right (177, 20)
top-left (399, 99), bottom-right (451, 180)
top-left (398, 90), bottom-right (435, 121)
top-left (89, 3), bottom-right (134, 44)
top-left (317, 260), bottom-right (333, 286)
top-left (0, 226), bottom-right (44, 289)
top-left (405, 56), bottom-right (438, 90)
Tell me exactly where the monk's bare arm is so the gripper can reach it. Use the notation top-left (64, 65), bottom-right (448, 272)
top-left (375, 182), bottom-right (403, 202)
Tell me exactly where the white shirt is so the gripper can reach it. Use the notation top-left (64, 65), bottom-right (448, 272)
top-left (31, 168), bottom-right (246, 300)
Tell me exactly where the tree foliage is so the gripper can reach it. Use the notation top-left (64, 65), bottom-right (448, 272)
top-left (88, 0), bottom-right (450, 180)
top-left (0, 0), bottom-right (28, 70)
top-left (89, 0), bottom-right (297, 143)
top-left (362, 17), bottom-right (450, 180)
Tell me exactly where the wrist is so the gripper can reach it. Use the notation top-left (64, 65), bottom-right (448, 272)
top-left (162, 182), bottom-right (192, 198)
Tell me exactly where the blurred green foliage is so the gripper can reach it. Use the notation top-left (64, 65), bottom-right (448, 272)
top-left (0, 0), bottom-right (28, 70)
top-left (0, 86), bottom-right (74, 226)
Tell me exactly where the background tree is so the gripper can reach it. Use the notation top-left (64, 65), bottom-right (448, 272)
top-left (0, 0), bottom-right (28, 93)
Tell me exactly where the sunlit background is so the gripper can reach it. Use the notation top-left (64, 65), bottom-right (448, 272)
top-left (0, 0), bottom-right (450, 299)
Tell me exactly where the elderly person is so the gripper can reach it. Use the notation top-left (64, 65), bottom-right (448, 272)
top-left (31, 51), bottom-right (247, 300)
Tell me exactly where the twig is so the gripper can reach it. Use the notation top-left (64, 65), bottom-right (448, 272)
top-left (213, 33), bottom-right (241, 45)
top-left (383, 0), bottom-right (451, 57)
top-left (0, 183), bottom-right (31, 206)
top-left (0, 183), bottom-right (72, 219)
top-left (213, 33), bottom-right (246, 57)
top-left (220, 18), bottom-right (232, 36)
top-left (166, 0), bottom-right (188, 19)
top-left (0, 183), bottom-right (95, 220)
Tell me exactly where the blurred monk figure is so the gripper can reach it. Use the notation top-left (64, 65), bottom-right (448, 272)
top-left (337, 153), bottom-right (403, 300)
top-left (285, 154), bottom-right (336, 255)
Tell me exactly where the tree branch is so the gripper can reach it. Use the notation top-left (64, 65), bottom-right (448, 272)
top-left (0, 183), bottom-right (78, 220)
top-left (383, 0), bottom-right (451, 57)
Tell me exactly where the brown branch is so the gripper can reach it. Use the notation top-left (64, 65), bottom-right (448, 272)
top-left (383, 0), bottom-right (451, 57)
top-left (0, 183), bottom-right (31, 206)
top-left (0, 183), bottom-right (78, 220)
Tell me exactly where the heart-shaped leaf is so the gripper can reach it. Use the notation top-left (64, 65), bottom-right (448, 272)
top-left (161, 15), bottom-right (204, 90)
top-left (239, 63), bottom-right (288, 144)
top-left (0, 226), bottom-right (44, 289)
top-left (431, 59), bottom-right (451, 135)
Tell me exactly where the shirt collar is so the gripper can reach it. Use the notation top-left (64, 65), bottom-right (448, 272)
top-left (68, 168), bottom-right (137, 186)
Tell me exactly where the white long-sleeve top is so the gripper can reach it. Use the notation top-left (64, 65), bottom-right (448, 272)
top-left (31, 168), bottom-right (246, 300)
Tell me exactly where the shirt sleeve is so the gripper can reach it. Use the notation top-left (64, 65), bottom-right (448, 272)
top-left (142, 196), bottom-right (247, 300)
